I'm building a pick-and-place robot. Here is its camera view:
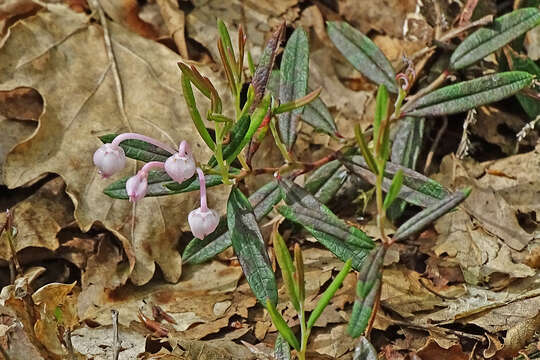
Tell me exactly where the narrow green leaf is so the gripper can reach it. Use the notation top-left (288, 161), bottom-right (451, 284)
top-left (354, 125), bottom-right (378, 175)
top-left (274, 333), bottom-right (292, 360)
top-left (265, 300), bottom-right (300, 351)
top-left (373, 85), bottom-right (389, 151)
top-left (307, 259), bottom-right (352, 329)
top-left (100, 134), bottom-right (172, 163)
top-left (273, 229), bottom-right (300, 311)
top-left (228, 187), bottom-right (278, 306)
top-left (304, 160), bottom-right (349, 204)
top-left (183, 180), bottom-right (281, 264)
top-left (301, 93), bottom-right (338, 135)
top-left (347, 246), bottom-right (384, 338)
top-left (252, 23), bottom-right (285, 104)
top-left (293, 244), bottom-right (305, 304)
top-left (343, 156), bottom-right (449, 208)
top-left (181, 74), bottom-right (216, 150)
top-left (104, 171), bottom-right (222, 199)
top-left (278, 178), bottom-right (374, 271)
top-left (278, 27), bottom-right (309, 150)
top-left (388, 117), bottom-right (425, 220)
top-left (327, 21), bottom-right (398, 93)
top-left (178, 62), bottom-right (210, 97)
top-left (236, 94), bottom-right (271, 156)
top-left (207, 114), bottom-right (251, 167)
top-left (353, 337), bottom-right (377, 360)
top-left (394, 188), bottom-right (471, 241)
top-left (274, 87), bottom-right (321, 115)
top-left (383, 170), bottom-right (403, 211)
top-left (217, 19), bottom-right (236, 72)
top-left (450, 8), bottom-right (540, 70)
top-left (404, 71), bottom-right (535, 117)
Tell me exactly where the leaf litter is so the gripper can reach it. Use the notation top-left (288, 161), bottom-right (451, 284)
top-left (0, 0), bottom-right (539, 359)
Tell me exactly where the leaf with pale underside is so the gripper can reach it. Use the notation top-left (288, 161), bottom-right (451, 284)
top-left (277, 178), bottom-right (374, 271)
top-left (304, 160), bottom-right (348, 204)
top-left (404, 71), bottom-right (534, 117)
top-left (0, 6), bottom-right (228, 285)
top-left (393, 188), bottom-right (471, 241)
top-left (278, 27), bottom-right (309, 150)
top-left (100, 134), bottom-right (172, 163)
top-left (228, 187), bottom-right (278, 306)
top-left (343, 155), bottom-right (449, 208)
top-left (327, 21), bottom-right (398, 93)
top-left (182, 180), bottom-right (282, 264)
top-left (348, 246), bottom-right (384, 338)
top-left (450, 8), bottom-right (540, 70)
top-left (301, 94), bottom-right (338, 135)
top-left (388, 117), bottom-right (424, 220)
top-left (274, 334), bottom-right (291, 360)
top-left (103, 171), bottom-right (223, 199)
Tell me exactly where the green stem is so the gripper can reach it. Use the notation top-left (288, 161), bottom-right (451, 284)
top-left (269, 117), bottom-right (293, 163)
top-left (298, 303), bottom-right (309, 360)
top-left (375, 163), bottom-right (389, 244)
top-left (214, 123), bottom-right (230, 185)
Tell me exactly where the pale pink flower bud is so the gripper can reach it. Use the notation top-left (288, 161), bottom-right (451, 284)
top-left (126, 173), bottom-right (148, 202)
top-left (125, 161), bottom-right (165, 203)
top-left (188, 208), bottom-right (219, 239)
top-left (164, 141), bottom-right (196, 183)
top-left (93, 143), bottom-right (126, 178)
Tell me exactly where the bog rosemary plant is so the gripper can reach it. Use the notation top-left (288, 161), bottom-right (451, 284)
top-left (92, 9), bottom-right (539, 357)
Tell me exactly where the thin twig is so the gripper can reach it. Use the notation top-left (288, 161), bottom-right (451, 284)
top-left (391, 320), bottom-right (485, 342)
top-left (408, 15), bottom-right (494, 62)
top-left (111, 310), bottom-right (120, 360)
top-left (438, 15), bottom-right (494, 43)
top-left (424, 116), bottom-right (448, 174)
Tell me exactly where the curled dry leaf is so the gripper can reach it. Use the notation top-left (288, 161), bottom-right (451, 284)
top-left (0, 5), bottom-right (229, 285)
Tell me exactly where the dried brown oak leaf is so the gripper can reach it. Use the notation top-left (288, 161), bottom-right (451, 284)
top-left (0, 5), bottom-right (228, 285)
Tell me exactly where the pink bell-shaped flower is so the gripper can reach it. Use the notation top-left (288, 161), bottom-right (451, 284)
top-left (125, 161), bottom-right (165, 202)
top-left (126, 173), bottom-right (148, 203)
top-left (164, 141), bottom-right (196, 183)
top-left (93, 143), bottom-right (126, 178)
top-left (188, 207), bottom-right (220, 239)
top-left (188, 168), bottom-right (219, 239)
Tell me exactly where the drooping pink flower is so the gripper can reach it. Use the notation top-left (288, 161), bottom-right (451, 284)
top-left (126, 173), bottom-right (148, 202)
top-left (165, 140), bottom-right (196, 183)
top-left (94, 133), bottom-right (176, 178)
top-left (188, 168), bottom-right (219, 239)
top-left (125, 161), bottom-right (165, 202)
top-left (93, 143), bottom-right (126, 178)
